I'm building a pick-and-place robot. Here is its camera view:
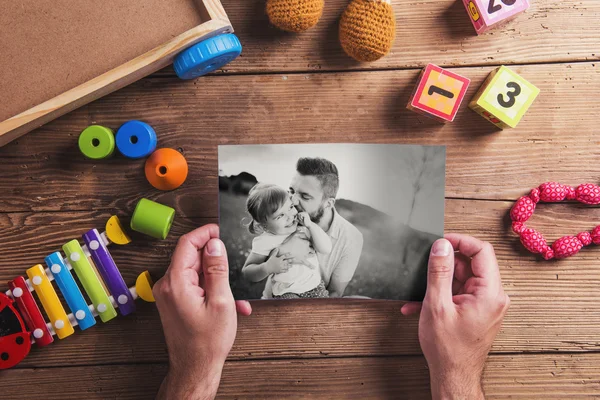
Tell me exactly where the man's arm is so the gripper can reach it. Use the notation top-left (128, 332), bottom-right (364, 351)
top-left (401, 235), bottom-right (510, 400)
top-left (328, 232), bottom-right (363, 297)
top-left (242, 250), bottom-right (295, 282)
top-left (152, 225), bottom-right (252, 400)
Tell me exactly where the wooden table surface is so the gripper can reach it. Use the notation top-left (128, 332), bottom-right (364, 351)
top-left (1, 0), bottom-right (600, 398)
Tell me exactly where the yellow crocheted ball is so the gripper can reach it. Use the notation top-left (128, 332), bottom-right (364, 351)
top-left (266, 0), bottom-right (325, 33)
top-left (339, 0), bottom-right (396, 62)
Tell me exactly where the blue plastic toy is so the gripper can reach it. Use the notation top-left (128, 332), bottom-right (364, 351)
top-left (44, 252), bottom-right (96, 331)
top-left (115, 120), bottom-right (157, 159)
top-left (173, 33), bottom-right (242, 80)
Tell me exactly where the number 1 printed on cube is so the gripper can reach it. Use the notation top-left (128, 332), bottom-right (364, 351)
top-left (463, 0), bottom-right (530, 34)
top-left (469, 66), bottom-right (539, 129)
top-left (407, 64), bottom-right (471, 123)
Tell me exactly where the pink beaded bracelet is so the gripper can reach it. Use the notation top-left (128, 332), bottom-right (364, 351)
top-left (510, 182), bottom-right (600, 260)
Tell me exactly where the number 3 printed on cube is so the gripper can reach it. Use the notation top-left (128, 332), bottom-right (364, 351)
top-left (462, 0), bottom-right (530, 34)
top-left (469, 66), bottom-right (540, 129)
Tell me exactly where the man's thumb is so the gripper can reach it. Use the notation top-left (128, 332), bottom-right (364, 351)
top-left (424, 238), bottom-right (455, 308)
top-left (202, 238), bottom-right (233, 301)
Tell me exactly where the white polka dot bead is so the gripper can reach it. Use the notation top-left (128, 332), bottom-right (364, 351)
top-left (32, 276), bottom-right (42, 286)
top-left (97, 303), bottom-right (107, 313)
top-left (70, 252), bottom-right (80, 262)
top-left (33, 329), bottom-right (44, 339)
top-left (118, 295), bottom-right (128, 305)
top-left (75, 310), bottom-right (86, 320)
top-left (89, 240), bottom-right (100, 251)
top-left (54, 320), bottom-right (65, 330)
top-left (51, 264), bottom-right (62, 274)
top-left (12, 287), bottom-right (23, 298)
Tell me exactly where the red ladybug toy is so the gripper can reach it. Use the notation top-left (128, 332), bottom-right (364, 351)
top-left (0, 292), bottom-right (31, 369)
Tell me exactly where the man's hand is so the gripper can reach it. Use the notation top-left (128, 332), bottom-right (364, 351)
top-left (401, 234), bottom-right (510, 400)
top-left (265, 249), bottom-right (294, 275)
top-left (153, 224), bottom-right (252, 400)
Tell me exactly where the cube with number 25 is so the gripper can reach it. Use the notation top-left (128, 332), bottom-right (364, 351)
top-left (407, 64), bottom-right (471, 123)
top-left (463, 0), bottom-right (530, 34)
top-left (469, 66), bottom-right (540, 129)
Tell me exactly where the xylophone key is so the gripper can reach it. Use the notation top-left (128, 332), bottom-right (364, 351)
top-left (44, 252), bottom-right (96, 331)
top-left (7, 277), bottom-right (53, 347)
top-left (83, 229), bottom-right (135, 315)
top-left (26, 265), bottom-right (74, 340)
top-left (63, 240), bottom-right (117, 323)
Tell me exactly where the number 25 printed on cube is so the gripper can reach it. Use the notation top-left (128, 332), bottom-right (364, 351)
top-left (462, 0), bottom-right (530, 34)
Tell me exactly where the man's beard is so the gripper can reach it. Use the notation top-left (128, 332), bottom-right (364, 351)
top-left (309, 204), bottom-right (326, 224)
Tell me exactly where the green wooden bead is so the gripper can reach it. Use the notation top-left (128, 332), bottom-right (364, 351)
top-left (78, 125), bottom-right (115, 159)
top-left (130, 198), bottom-right (175, 240)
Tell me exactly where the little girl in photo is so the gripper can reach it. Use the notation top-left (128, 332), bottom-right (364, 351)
top-left (242, 183), bottom-right (331, 299)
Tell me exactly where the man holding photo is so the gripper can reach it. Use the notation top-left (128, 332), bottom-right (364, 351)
top-left (153, 226), bottom-right (509, 399)
top-left (261, 157), bottom-right (364, 298)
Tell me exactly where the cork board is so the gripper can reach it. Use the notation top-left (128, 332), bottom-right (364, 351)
top-left (0, 0), bottom-right (213, 124)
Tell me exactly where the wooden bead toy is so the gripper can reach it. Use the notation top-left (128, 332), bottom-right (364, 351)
top-left (0, 215), bottom-right (158, 370)
top-left (115, 120), bottom-right (157, 159)
top-left (105, 215), bottom-right (132, 245)
top-left (463, 0), bottom-right (530, 35)
top-left (407, 64), bottom-right (471, 123)
top-left (469, 66), bottom-right (539, 129)
top-left (78, 125), bottom-right (115, 160)
top-left (145, 148), bottom-right (189, 191)
top-left (131, 198), bottom-right (175, 240)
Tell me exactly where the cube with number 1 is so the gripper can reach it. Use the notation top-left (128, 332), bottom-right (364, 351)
top-left (407, 64), bottom-right (471, 123)
top-left (463, 0), bottom-right (530, 34)
top-left (469, 66), bottom-right (539, 129)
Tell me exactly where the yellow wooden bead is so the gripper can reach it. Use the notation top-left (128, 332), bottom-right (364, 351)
top-left (105, 215), bottom-right (132, 245)
top-left (135, 271), bottom-right (155, 303)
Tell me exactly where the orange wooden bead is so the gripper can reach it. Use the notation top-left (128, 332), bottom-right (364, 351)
top-left (145, 148), bottom-right (188, 191)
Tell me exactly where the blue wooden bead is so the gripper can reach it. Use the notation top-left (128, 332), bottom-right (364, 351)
top-left (115, 121), bottom-right (157, 159)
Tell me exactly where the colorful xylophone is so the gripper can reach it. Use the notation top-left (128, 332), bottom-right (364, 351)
top-left (0, 198), bottom-right (175, 369)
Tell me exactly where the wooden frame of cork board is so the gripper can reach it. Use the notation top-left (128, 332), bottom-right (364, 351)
top-left (0, 0), bottom-right (233, 147)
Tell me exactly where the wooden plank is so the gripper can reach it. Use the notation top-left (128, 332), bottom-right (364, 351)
top-left (0, 62), bottom-right (598, 212)
top-left (3, 354), bottom-right (600, 399)
top-left (2, 198), bottom-right (600, 367)
top-left (208, 0), bottom-right (600, 73)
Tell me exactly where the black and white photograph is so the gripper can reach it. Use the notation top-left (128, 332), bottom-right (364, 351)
top-left (218, 143), bottom-right (446, 301)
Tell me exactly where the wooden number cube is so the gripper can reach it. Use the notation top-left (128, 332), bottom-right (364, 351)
top-left (469, 66), bottom-right (539, 129)
top-left (407, 64), bottom-right (471, 123)
top-left (463, 0), bottom-right (530, 34)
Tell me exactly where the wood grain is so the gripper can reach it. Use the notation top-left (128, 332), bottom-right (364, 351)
top-left (3, 354), bottom-right (600, 399)
top-left (1, 1), bottom-right (599, 395)
top-left (3, 197), bottom-right (600, 367)
top-left (0, 62), bottom-right (598, 213)
top-left (191, 0), bottom-right (600, 74)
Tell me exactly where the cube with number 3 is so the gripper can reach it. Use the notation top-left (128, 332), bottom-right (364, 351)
top-left (469, 66), bottom-right (539, 129)
top-left (407, 64), bottom-right (471, 123)
top-left (463, 0), bottom-right (530, 34)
